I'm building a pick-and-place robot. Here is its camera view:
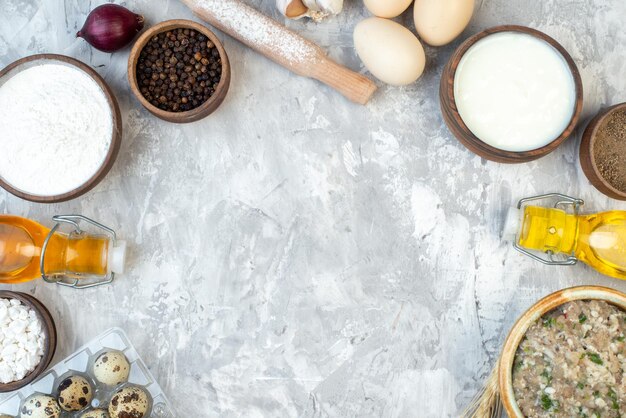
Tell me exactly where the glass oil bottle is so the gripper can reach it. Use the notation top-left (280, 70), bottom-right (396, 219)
top-left (0, 215), bottom-right (126, 288)
top-left (504, 193), bottom-right (626, 280)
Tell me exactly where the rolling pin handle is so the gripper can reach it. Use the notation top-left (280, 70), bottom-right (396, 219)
top-left (310, 57), bottom-right (377, 105)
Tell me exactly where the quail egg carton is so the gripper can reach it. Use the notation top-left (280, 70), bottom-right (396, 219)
top-left (0, 328), bottom-right (173, 418)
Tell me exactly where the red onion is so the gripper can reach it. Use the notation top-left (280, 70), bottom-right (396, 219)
top-left (77, 4), bottom-right (145, 53)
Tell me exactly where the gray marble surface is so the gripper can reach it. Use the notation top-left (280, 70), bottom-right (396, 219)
top-left (1, 0), bottom-right (626, 416)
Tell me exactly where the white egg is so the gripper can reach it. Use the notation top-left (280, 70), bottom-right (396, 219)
top-left (414, 0), bottom-right (474, 46)
top-left (354, 17), bottom-right (426, 86)
top-left (363, 0), bottom-right (413, 18)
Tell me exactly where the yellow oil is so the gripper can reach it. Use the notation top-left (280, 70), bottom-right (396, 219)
top-left (518, 206), bottom-right (626, 280)
top-left (0, 215), bottom-right (109, 284)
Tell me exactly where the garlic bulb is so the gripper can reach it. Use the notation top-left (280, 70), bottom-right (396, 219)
top-left (277, 0), bottom-right (343, 21)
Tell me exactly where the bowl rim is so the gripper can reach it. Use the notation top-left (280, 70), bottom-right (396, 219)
top-left (127, 19), bottom-right (231, 123)
top-left (580, 102), bottom-right (626, 200)
top-left (441, 25), bottom-right (584, 163)
top-left (498, 285), bottom-right (626, 417)
top-left (0, 53), bottom-right (123, 204)
top-left (0, 291), bottom-right (57, 393)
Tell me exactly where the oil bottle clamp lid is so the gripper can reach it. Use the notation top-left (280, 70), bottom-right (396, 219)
top-left (108, 240), bottom-right (127, 275)
top-left (502, 207), bottom-right (522, 242)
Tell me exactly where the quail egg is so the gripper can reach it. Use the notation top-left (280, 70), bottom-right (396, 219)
top-left (20, 394), bottom-right (61, 418)
top-left (80, 409), bottom-right (110, 418)
top-left (57, 375), bottom-right (94, 411)
top-left (108, 386), bottom-right (150, 418)
top-left (93, 351), bottom-right (130, 386)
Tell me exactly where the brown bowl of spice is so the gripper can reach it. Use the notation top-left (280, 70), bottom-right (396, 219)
top-left (580, 103), bottom-right (626, 201)
top-left (0, 291), bottom-right (57, 393)
top-left (128, 19), bottom-right (230, 123)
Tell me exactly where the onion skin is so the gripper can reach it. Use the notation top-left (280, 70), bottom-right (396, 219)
top-left (77, 4), bottom-right (145, 53)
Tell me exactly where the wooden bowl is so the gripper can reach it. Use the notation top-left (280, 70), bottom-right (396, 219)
top-left (440, 25), bottom-right (583, 163)
top-left (0, 54), bottom-right (122, 203)
top-left (499, 286), bottom-right (626, 417)
top-left (0, 291), bottom-right (57, 393)
top-left (128, 19), bottom-right (231, 124)
top-left (580, 103), bottom-right (626, 201)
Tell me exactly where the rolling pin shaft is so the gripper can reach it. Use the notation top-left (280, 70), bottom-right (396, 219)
top-left (179, 0), bottom-right (377, 104)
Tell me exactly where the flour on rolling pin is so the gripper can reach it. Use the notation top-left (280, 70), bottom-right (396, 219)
top-left (192, 0), bottom-right (317, 64)
top-left (181, 0), bottom-right (377, 104)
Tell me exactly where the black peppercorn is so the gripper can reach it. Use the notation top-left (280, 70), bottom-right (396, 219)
top-left (136, 27), bottom-right (222, 113)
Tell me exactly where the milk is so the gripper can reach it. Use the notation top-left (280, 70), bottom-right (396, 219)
top-left (454, 32), bottom-right (576, 152)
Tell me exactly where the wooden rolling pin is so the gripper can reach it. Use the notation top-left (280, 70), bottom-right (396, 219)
top-left (179, 0), bottom-right (377, 105)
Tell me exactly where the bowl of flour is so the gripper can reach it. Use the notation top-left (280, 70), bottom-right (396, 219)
top-left (0, 54), bottom-right (122, 203)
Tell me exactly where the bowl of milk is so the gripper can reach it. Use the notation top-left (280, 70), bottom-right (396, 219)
top-left (440, 25), bottom-right (583, 164)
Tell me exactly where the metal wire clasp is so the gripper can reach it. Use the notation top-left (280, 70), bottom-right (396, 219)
top-left (513, 193), bottom-right (584, 266)
top-left (40, 215), bottom-right (116, 289)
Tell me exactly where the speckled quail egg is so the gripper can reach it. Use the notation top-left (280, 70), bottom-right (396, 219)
top-left (57, 375), bottom-right (94, 411)
top-left (93, 351), bottom-right (130, 386)
top-left (20, 394), bottom-right (61, 418)
top-left (108, 386), bottom-right (150, 418)
top-left (80, 409), bottom-right (110, 418)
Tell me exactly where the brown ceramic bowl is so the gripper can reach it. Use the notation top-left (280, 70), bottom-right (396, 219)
top-left (440, 25), bottom-right (583, 164)
top-left (128, 19), bottom-right (231, 124)
top-left (499, 286), bottom-right (626, 417)
top-left (0, 54), bottom-right (122, 203)
top-left (580, 103), bottom-right (626, 201)
top-left (0, 291), bottom-right (57, 393)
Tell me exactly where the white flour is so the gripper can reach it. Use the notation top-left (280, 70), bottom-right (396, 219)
top-left (191, 0), bottom-right (318, 64)
top-left (0, 62), bottom-right (113, 197)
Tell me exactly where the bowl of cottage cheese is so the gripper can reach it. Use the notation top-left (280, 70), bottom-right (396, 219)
top-left (0, 291), bottom-right (56, 392)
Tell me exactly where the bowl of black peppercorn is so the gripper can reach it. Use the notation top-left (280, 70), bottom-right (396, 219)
top-left (128, 19), bottom-right (230, 123)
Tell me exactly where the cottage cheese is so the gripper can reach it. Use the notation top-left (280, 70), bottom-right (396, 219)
top-left (0, 299), bottom-right (45, 383)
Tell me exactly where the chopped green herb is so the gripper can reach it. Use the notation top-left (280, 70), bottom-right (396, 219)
top-left (618, 336), bottom-right (625, 342)
top-left (608, 389), bottom-right (619, 410)
top-left (541, 393), bottom-right (553, 411)
top-left (579, 313), bottom-right (588, 323)
top-left (577, 382), bottom-right (585, 390)
top-left (586, 353), bottom-right (604, 365)
top-left (593, 390), bottom-right (601, 398)
top-left (541, 369), bottom-right (553, 385)
top-left (543, 317), bottom-right (556, 328)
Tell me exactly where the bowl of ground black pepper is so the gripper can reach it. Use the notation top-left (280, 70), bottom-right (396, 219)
top-left (580, 103), bottom-right (626, 201)
top-left (128, 19), bottom-right (230, 123)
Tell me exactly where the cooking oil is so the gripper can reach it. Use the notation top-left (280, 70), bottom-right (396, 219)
top-left (0, 215), bottom-right (125, 285)
top-left (505, 195), bottom-right (626, 280)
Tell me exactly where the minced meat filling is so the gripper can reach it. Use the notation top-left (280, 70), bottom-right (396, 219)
top-left (513, 300), bottom-right (626, 418)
